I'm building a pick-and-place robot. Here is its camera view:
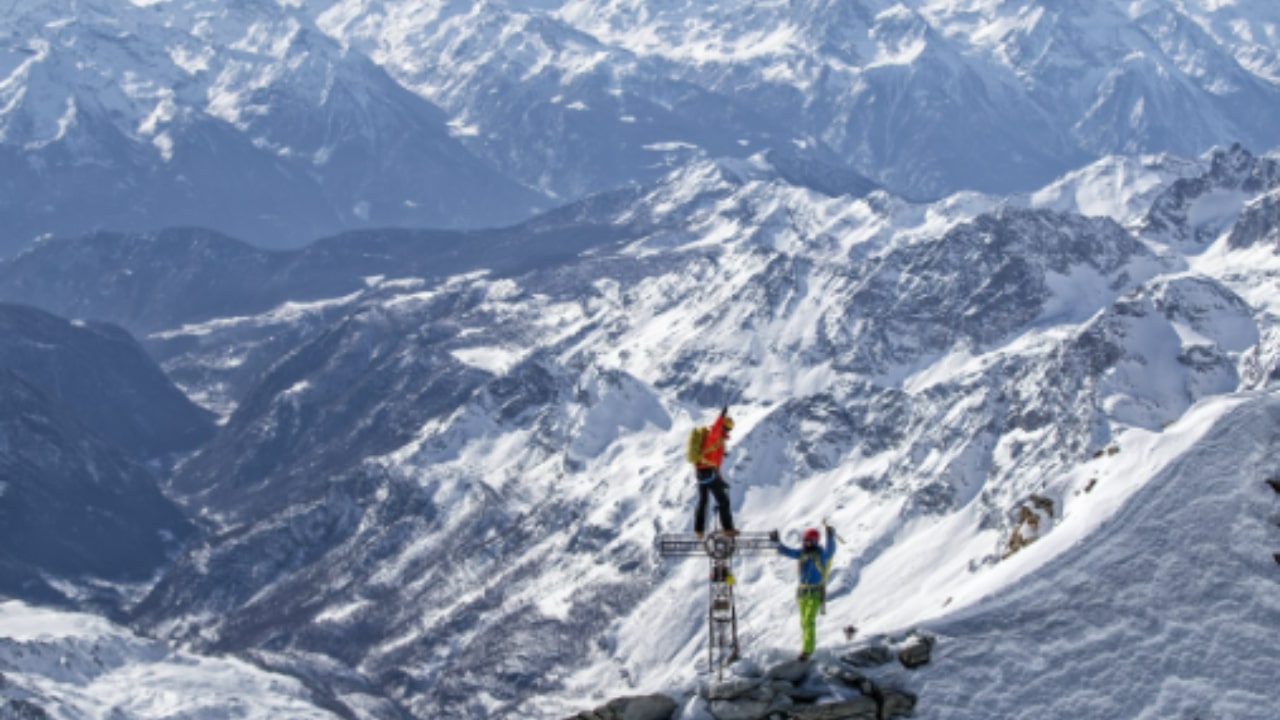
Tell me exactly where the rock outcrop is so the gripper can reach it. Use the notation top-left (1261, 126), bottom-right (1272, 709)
top-left (572, 635), bottom-right (934, 720)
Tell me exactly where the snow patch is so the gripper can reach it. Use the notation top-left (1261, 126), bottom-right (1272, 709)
top-left (0, 600), bottom-right (338, 718)
top-left (447, 118), bottom-right (480, 137)
top-left (451, 346), bottom-right (527, 376)
top-left (643, 141), bottom-right (697, 152)
top-left (149, 291), bottom-right (364, 340)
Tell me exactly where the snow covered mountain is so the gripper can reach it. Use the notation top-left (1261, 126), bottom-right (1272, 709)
top-left (0, 0), bottom-right (546, 257)
top-left (3, 0), bottom-right (1280, 714)
top-left (3, 142), bottom-right (1275, 717)
top-left (316, 0), bottom-right (1280, 199)
top-left (4, 0), bottom-right (1279, 258)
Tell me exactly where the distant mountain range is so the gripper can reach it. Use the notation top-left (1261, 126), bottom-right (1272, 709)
top-left (3, 0), bottom-right (1279, 256)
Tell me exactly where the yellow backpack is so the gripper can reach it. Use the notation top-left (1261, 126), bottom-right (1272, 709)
top-left (685, 426), bottom-right (709, 465)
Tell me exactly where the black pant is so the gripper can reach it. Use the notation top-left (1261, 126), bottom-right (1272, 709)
top-left (694, 469), bottom-right (735, 534)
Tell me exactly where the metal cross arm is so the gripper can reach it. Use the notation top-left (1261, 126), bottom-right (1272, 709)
top-left (656, 531), bottom-right (779, 559)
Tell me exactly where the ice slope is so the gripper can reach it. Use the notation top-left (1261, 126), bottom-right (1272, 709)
top-left (0, 601), bottom-right (339, 719)
top-left (899, 392), bottom-right (1280, 719)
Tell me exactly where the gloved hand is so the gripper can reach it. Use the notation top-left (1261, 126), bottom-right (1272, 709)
top-left (768, 529), bottom-right (780, 542)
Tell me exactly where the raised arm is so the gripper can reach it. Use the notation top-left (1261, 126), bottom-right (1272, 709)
top-left (772, 529), bottom-right (801, 559)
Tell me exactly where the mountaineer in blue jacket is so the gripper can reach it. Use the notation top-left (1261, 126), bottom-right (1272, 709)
top-left (772, 522), bottom-right (836, 661)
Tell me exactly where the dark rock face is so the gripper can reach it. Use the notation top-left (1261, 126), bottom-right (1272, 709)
top-left (0, 698), bottom-right (52, 720)
top-left (1144, 145), bottom-right (1280, 247)
top-left (562, 694), bottom-right (678, 720)
top-left (0, 304), bottom-right (207, 604)
top-left (0, 304), bottom-right (215, 457)
top-left (1227, 190), bottom-right (1280, 251)
top-left (0, 375), bottom-right (194, 604)
top-left (166, 304), bottom-right (495, 522)
top-left (840, 208), bottom-right (1150, 369)
top-left (841, 646), bottom-right (894, 669)
top-left (896, 634), bottom-right (935, 669)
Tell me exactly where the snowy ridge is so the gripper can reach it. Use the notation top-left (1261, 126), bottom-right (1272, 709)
top-left (900, 392), bottom-right (1280, 719)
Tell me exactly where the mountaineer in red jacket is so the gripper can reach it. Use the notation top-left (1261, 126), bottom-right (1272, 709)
top-left (692, 407), bottom-right (738, 539)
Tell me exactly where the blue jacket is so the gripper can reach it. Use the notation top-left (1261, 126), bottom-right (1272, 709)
top-left (777, 528), bottom-right (836, 587)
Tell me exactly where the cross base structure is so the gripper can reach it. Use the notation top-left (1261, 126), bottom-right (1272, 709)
top-left (657, 530), bottom-right (777, 676)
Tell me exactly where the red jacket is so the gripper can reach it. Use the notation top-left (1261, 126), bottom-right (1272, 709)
top-left (696, 414), bottom-right (729, 469)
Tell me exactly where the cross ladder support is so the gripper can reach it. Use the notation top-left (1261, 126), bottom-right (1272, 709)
top-left (657, 531), bottom-right (777, 676)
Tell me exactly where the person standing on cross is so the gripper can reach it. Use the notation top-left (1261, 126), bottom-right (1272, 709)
top-left (691, 406), bottom-right (738, 540)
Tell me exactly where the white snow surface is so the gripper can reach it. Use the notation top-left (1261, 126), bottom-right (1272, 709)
top-left (0, 600), bottom-right (338, 718)
top-left (1027, 152), bottom-right (1205, 227)
top-left (903, 392), bottom-right (1280, 719)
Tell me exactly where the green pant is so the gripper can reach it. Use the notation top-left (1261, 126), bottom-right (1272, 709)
top-left (798, 592), bottom-right (822, 655)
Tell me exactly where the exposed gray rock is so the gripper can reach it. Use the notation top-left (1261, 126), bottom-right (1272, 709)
top-left (589, 649), bottom-right (921, 720)
top-left (839, 646), bottom-right (894, 669)
top-left (1228, 190), bottom-right (1280, 250)
top-left (565, 693), bottom-right (678, 720)
top-left (765, 660), bottom-right (811, 684)
top-left (879, 689), bottom-right (918, 718)
top-left (766, 693), bottom-right (796, 714)
top-left (762, 681), bottom-right (801, 700)
top-left (706, 678), bottom-right (763, 701)
top-left (777, 685), bottom-right (827, 704)
top-left (0, 699), bottom-right (51, 720)
top-left (896, 634), bottom-right (935, 669)
top-left (779, 696), bottom-right (878, 719)
top-left (708, 698), bottom-right (772, 720)
top-left (824, 667), bottom-right (876, 698)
